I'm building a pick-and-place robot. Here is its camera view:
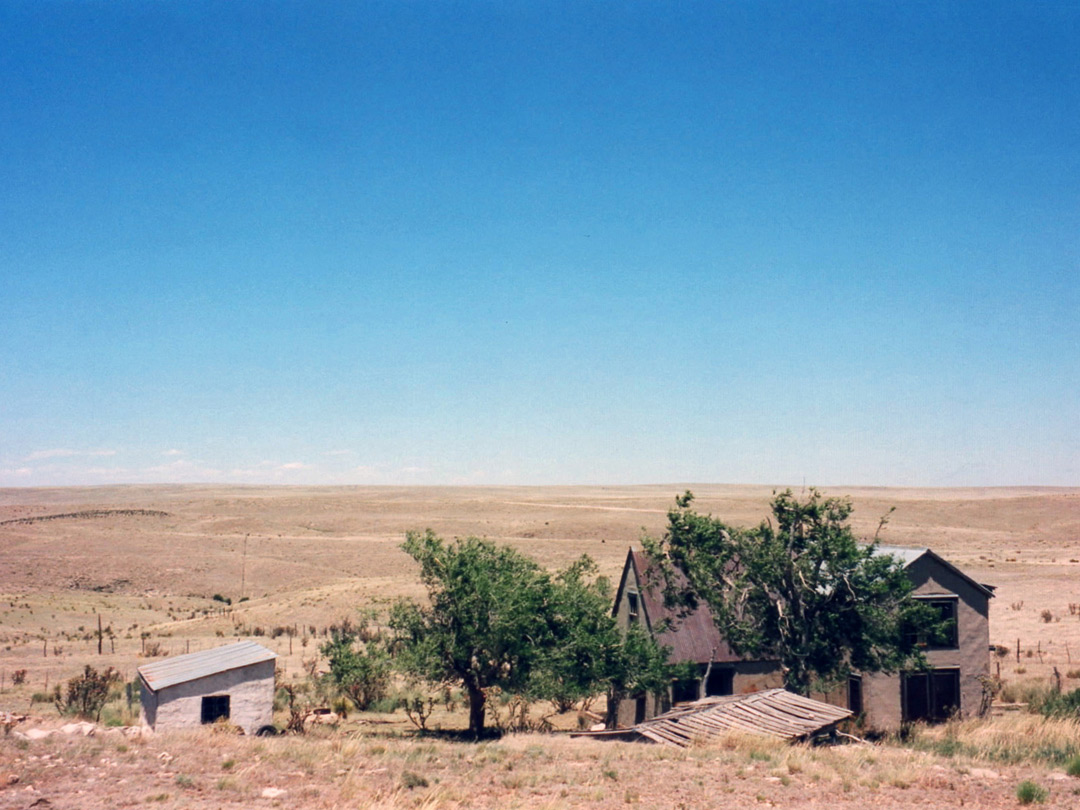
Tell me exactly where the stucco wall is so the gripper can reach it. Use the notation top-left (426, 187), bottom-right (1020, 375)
top-left (859, 556), bottom-right (990, 730)
top-left (141, 659), bottom-right (276, 734)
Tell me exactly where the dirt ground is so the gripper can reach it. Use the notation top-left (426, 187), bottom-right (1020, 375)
top-left (1, 484), bottom-right (1079, 808)
top-left (2, 719), bottom-right (1080, 809)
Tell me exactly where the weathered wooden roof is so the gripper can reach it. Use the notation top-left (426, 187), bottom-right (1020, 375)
top-left (578, 689), bottom-right (852, 747)
top-left (138, 641), bottom-right (276, 692)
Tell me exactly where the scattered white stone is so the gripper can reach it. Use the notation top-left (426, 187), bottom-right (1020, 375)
top-left (968, 768), bottom-right (1000, 780)
top-left (60, 721), bottom-right (96, 736)
top-left (262, 787), bottom-right (287, 798)
top-left (25, 729), bottom-right (53, 740)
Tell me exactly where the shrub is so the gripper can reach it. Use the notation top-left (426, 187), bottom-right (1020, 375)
top-left (1016, 780), bottom-right (1048, 804)
top-left (54, 665), bottom-right (122, 721)
top-left (321, 615), bottom-right (391, 711)
top-left (143, 641), bottom-right (164, 657)
top-left (12, 670), bottom-right (27, 686)
top-left (368, 696), bottom-right (400, 714)
top-left (1066, 756), bottom-right (1080, 778)
top-left (211, 594), bottom-right (231, 605)
top-left (1041, 610), bottom-right (1054, 623)
top-left (1040, 688), bottom-right (1080, 720)
top-left (401, 771), bottom-right (428, 789)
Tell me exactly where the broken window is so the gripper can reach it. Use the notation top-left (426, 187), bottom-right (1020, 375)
top-left (627, 591), bottom-right (639, 624)
top-left (672, 676), bottom-right (700, 704)
top-left (848, 675), bottom-right (863, 717)
top-left (907, 596), bottom-right (959, 649)
top-left (705, 667), bottom-right (733, 697)
top-left (201, 694), bottom-right (231, 724)
top-left (902, 669), bottom-right (960, 723)
top-left (925, 599), bottom-right (958, 649)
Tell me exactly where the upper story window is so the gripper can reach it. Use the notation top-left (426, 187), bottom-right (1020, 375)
top-left (911, 596), bottom-right (958, 649)
top-left (627, 591), bottom-right (639, 624)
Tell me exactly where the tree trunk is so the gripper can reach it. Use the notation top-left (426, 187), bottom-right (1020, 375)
top-left (784, 663), bottom-right (812, 697)
top-left (467, 684), bottom-right (486, 737)
top-left (605, 689), bottom-right (624, 730)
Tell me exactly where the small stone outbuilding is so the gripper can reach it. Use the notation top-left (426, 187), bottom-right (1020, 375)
top-left (138, 641), bottom-right (277, 734)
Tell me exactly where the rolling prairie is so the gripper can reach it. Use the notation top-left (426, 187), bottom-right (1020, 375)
top-left (2, 485), bottom-right (1080, 809)
top-left (1, 484), bottom-right (1079, 688)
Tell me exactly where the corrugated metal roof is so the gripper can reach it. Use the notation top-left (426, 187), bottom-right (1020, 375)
top-left (138, 641), bottom-right (276, 692)
top-left (872, 544), bottom-right (929, 565)
top-left (577, 689), bottom-right (852, 746)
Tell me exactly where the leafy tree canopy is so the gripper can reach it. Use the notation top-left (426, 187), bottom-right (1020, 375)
top-left (390, 530), bottom-right (671, 735)
top-left (321, 611), bottom-right (392, 711)
top-left (644, 489), bottom-right (945, 695)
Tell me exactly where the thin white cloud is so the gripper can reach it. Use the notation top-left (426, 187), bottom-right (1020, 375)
top-left (324, 449), bottom-right (355, 457)
top-left (25, 448), bottom-right (118, 462)
top-left (143, 458), bottom-right (222, 477)
top-left (277, 462), bottom-right (312, 471)
top-left (400, 466), bottom-right (430, 475)
top-left (162, 449), bottom-right (185, 457)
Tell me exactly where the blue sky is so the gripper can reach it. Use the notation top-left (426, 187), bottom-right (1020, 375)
top-left (1, 1), bottom-right (1077, 487)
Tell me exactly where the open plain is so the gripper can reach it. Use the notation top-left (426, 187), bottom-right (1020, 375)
top-left (2, 484), bottom-right (1080, 808)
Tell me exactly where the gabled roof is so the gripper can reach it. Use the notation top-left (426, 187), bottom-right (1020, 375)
top-left (873, 544), bottom-right (996, 599)
top-left (138, 641), bottom-right (276, 692)
top-left (616, 543), bottom-right (993, 666)
top-left (616, 549), bottom-right (744, 664)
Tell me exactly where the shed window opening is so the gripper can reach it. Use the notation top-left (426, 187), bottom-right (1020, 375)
top-left (201, 695), bottom-right (231, 724)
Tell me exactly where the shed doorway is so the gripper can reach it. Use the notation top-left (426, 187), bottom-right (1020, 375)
top-left (201, 695), bottom-right (231, 724)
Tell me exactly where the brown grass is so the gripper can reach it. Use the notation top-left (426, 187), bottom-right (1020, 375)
top-left (4, 719), bottom-right (1080, 809)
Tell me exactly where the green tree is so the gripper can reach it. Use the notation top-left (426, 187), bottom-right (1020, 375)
top-left (526, 557), bottom-right (672, 724)
top-left (645, 489), bottom-right (943, 695)
top-left (321, 612), bottom-right (392, 711)
top-left (390, 531), bottom-right (561, 736)
top-left (390, 530), bottom-right (673, 736)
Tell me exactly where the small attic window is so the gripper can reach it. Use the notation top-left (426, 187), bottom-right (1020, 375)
top-left (201, 695), bottom-right (230, 724)
top-left (627, 592), bottom-right (639, 623)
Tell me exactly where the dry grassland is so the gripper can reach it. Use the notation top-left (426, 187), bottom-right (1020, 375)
top-left (1, 484), bottom-right (1079, 808)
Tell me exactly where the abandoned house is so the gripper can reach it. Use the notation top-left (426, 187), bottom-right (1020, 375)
top-left (138, 640), bottom-right (277, 734)
top-left (611, 545), bottom-right (993, 730)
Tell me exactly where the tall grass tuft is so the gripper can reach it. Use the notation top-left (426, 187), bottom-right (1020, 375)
top-left (1016, 780), bottom-right (1048, 804)
top-left (909, 715), bottom-right (1080, 767)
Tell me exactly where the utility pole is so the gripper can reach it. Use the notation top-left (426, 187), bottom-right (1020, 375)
top-left (241, 533), bottom-right (249, 600)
